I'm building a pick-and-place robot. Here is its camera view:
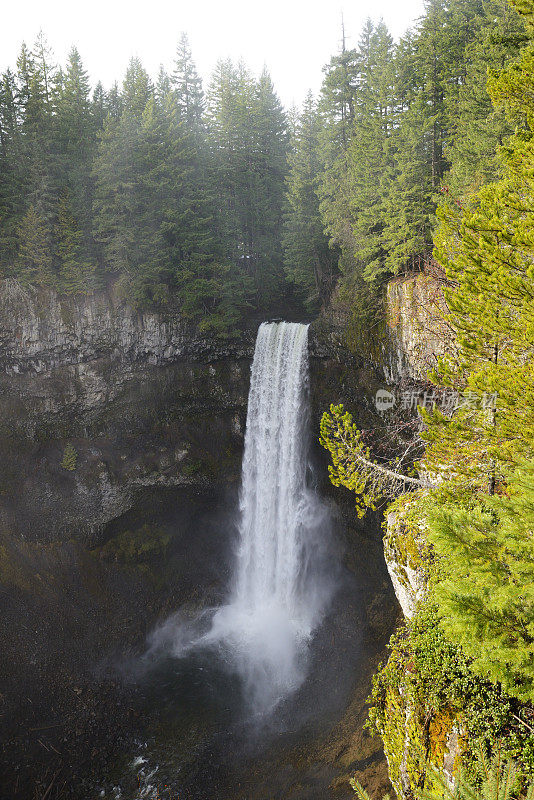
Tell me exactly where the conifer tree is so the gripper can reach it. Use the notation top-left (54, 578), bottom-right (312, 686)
top-left (443, 0), bottom-right (526, 201)
top-left (172, 34), bottom-right (204, 130)
top-left (122, 57), bottom-right (153, 117)
top-left (321, 20), bottom-right (397, 284)
top-left (283, 91), bottom-right (338, 308)
top-left (421, 0), bottom-right (534, 700)
top-left (429, 461), bottom-right (534, 701)
top-left (92, 81), bottom-right (106, 131)
top-left (56, 191), bottom-right (95, 294)
top-left (155, 66), bottom-right (172, 106)
top-left (206, 61), bottom-right (288, 304)
top-left (16, 204), bottom-right (55, 286)
top-left (0, 70), bottom-right (26, 269)
top-left (55, 47), bottom-right (95, 251)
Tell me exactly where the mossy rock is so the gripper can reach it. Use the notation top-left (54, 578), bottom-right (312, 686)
top-left (383, 491), bottom-right (432, 605)
top-left (95, 524), bottom-right (170, 563)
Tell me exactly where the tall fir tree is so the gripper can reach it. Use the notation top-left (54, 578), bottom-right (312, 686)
top-left (56, 190), bottom-right (96, 294)
top-left (283, 91), bottom-right (338, 309)
top-left (420, 0), bottom-right (534, 700)
top-left (0, 70), bottom-right (26, 269)
top-left (172, 34), bottom-right (204, 130)
top-left (16, 204), bottom-right (55, 286)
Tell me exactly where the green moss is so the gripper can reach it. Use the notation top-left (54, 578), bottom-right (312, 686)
top-left (61, 443), bottom-right (78, 471)
top-left (368, 605), bottom-right (534, 799)
top-left (182, 460), bottom-right (203, 477)
top-left (95, 524), bottom-right (170, 563)
top-left (384, 491), bottom-right (432, 592)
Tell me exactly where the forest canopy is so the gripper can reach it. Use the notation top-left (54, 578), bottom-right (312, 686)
top-left (0, 0), bottom-right (527, 332)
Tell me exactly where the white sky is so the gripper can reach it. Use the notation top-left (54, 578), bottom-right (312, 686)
top-left (2, 0), bottom-right (426, 109)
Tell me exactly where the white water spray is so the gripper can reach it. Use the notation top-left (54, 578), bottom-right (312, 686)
top-left (148, 322), bottom-right (334, 712)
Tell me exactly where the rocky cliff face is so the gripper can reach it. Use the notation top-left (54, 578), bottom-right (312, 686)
top-left (384, 273), bottom-right (453, 383)
top-left (0, 279), bottom-right (255, 543)
top-left (381, 271), bottom-right (451, 615)
top-left (379, 274), bottom-right (462, 798)
top-left (0, 279), bottom-right (397, 800)
top-left (0, 278), bottom-right (255, 375)
top-left (0, 279), bottom-right (384, 544)
top-left (384, 498), bottom-right (429, 620)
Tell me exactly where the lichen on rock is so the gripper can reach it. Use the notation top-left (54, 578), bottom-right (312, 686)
top-left (383, 491), bottom-right (431, 619)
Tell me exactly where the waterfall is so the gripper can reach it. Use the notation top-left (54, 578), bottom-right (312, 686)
top-left (147, 322), bottom-right (334, 713)
top-left (206, 321), bottom-right (333, 710)
top-left (236, 321), bottom-right (312, 612)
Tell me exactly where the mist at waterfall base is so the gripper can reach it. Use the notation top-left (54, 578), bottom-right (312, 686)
top-left (145, 321), bottom-right (337, 716)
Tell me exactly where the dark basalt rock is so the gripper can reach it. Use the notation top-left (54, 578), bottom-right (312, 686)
top-left (0, 279), bottom-right (396, 800)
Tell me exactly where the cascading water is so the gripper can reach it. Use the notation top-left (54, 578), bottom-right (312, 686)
top-left (148, 321), bottom-right (334, 713)
top-left (206, 321), bottom-right (333, 709)
top-left (234, 322), bottom-right (312, 613)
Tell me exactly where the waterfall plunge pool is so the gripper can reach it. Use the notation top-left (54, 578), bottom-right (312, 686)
top-left (94, 323), bottom-right (397, 800)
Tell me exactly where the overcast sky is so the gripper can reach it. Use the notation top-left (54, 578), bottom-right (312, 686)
top-left (2, 0), bottom-right (426, 108)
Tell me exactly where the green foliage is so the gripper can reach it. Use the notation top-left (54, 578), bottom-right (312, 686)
top-left (96, 524), bottom-right (170, 563)
top-left (174, 260), bottom-right (252, 335)
top-left (60, 443), bottom-right (77, 471)
top-left (368, 605), bottom-right (534, 797)
top-left (422, 746), bottom-right (534, 800)
top-left (0, 38), bottom-right (290, 330)
top-left (282, 91), bottom-right (338, 310)
top-left (320, 403), bottom-right (420, 517)
top-left (320, 3), bottom-right (534, 796)
top-left (351, 778), bottom-right (390, 800)
top-left (428, 462), bottom-right (534, 702)
top-left (312, 0), bottom-right (525, 322)
top-left (419, 0), bottom-right (534, 704)
top-left (16, 204), bottom-right (55, 287)
top-left (206, 61), bottom-right (289, 306)
top-left (1, 2), bottom-right (527, 327)
top-left (172, 33), bottom-right (204, 130)
top-left (56, 190), bottom-right (96, 294)
top-left (443, 0), bottom-right (526, 202)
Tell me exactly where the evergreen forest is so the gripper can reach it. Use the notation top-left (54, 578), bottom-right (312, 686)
top-left (0, 0), bottom-right (527, 332)
top-left (1, 0), bottom-right (534, 796)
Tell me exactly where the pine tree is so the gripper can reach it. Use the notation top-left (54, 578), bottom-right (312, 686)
top-left (0, 69), bottom-right (26, 270)
top-left (155, 66), bottom-right (172, 106)
top-left (55, 47), bottom-right (96, 254)
top-left (122, 57), bottom-right (153, 117)
top-left (205, 58), bottom-right (244, 262)
top-left (16, 204), bottom-right (55, 286)
top-left (317, 21), bottom-right (362, 274)
top-left (206, 61), bottom-right (288, 305)
top-left (92, 81), bottom-right (106, 131)
top-left (420, 0), bottom-right (534, 701)
top-left (324, 20), bottom-right (397, 284)
top-left (283, 91), bottom-right (338, 308)
top-left (443, 0), bottom-right (526, 201)
top-left (16, 35), bottom-right (60, 261)
top-left (171, 34), bottom-right (204, 130)
top-left (250, 67), bottom-right (289, 302)
top-left (429, 462), bottom-right (534, 701)
top-left (92, 110), bottom-right (139, 279)
top-left (56, 191), bottom-right (96, 294)
top-left (425, 16), bottom-right (534, 496)
top-left (60, 443), bottom-right (77, 471)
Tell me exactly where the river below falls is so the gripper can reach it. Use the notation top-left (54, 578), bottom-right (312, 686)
top-left (94, 551), bottom-right (395, 800)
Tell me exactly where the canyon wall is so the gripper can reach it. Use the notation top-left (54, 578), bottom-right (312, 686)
top-left (384, 272), bottom-right (453, 383)
top-left (0, 277), bottom-right (395, 799)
